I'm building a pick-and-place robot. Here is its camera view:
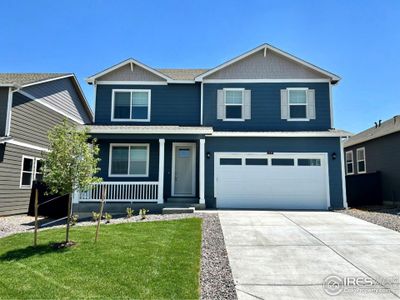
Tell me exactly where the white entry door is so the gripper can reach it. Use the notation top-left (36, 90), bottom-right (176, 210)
top-left (172, 143), bottom-right (196, 196)
top-left (214, 152), bottom-right (330, 209)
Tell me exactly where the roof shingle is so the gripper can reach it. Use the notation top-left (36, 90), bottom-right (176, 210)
top-left (0, 73), bottom-right (70, 87)
top-left (156, 69), bottom-right (208, 80)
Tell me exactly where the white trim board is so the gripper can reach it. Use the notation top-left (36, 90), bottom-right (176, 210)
top-left (340, 138), bottom-right (348, 208)
top-left (202, 79), bottom-right (331, 83)
top-left (7, 139), bottom-right (49, 152)
top-left (5, 87), bottom-right (13, 136)
top-left (96, 80), bottom-right (168, 86)
top-left (195, 44), bottom-right (340, 83)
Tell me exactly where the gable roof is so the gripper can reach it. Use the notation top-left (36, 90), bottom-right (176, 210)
top-left (194, 44), bottom-right (341, 83)
top-left (156, 69), bottom-right (208, 80)
top-left (0, 73), bottom-right (93, 122)
top-left (344, 115), bottom-right (400, 147)
top-left (86, 58), bottom-right (173, 84)
top-left (0, 73), bottom-right (70, 87)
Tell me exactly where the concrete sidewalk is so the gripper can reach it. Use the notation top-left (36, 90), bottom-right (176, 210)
top-left (219, 211), bottom-right (400, 299)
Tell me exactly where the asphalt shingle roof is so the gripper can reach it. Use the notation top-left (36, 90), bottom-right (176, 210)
top-left (156, 69), bottom-right (208, 80)
top-left (0, 73), bottom-right (69, 86)
top-left (344, 115), bottom-right (400, 147)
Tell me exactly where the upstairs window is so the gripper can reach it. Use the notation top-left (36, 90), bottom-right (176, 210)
top-left (288, 89), bottom-right (308, 120)
top-left (346, 151), bottom-right (354, 175)
top-left (112, 89), bottom-right (151, 121)
top-left (224, 89), bottom-right (244, 120)
top-left (356, 148), bottom-right (366, 174)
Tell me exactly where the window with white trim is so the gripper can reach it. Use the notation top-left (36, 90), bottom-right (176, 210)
top-left (20, 156), bottom-right (42, 188)
top-left (356, 148), bottom-right (366, 174)
top-left (224, 89), bottom-right (244, 120)
top-left (109, 144), bottom-right (149, 176)
top-left (345, 151), bottom-right (354, 175)
top-left (288, 89), bottom-right (308, 120)
top-left (112, 89), bottom-right (150, 121)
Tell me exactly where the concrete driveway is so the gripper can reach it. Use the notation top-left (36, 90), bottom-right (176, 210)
top-left (219, 211), bottom-right (400, 300)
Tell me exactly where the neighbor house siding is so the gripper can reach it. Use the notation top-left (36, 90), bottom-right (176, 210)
top-left (10, 92), bottom-right (75, 149)
top-left (203, 82), bottom-right (331, 131)
top-left (345, 132), bottom-right (400, 203)
top-left (0, 143), bottom-right (42, 215)
top-left (95, 83), bottom-right (201, 125)
top-left (22, 77), bottom-right (91, 124)
top-left (204, 136), bottom-right (344, 209)
top-left (0, 87), bottom-right (9, 136)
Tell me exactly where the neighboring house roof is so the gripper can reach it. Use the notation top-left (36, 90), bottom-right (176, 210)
top-left (86, 43), bottom-right (340, 84)
top-left (86, 125), bottom-right (213, 135)
top-left (194, 44), bottom-right (341, 83)
top-left (344, 116), bottom-right (400, 147)
top-left (156, 69), bottom-right (208, 80)
top-left (0, 73), bottom-right (70, 87)
top-left (0, 73), bottom-right (93, 122)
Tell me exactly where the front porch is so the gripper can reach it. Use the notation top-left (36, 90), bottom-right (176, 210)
top-left (72, 131), bottom-right (208, 213)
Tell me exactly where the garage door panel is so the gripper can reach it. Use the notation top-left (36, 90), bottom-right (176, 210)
top-left (215, 153), bottom-right (329, 210)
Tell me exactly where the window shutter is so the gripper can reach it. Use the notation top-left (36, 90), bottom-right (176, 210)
top-left (307, 89), bottom-right (316, 119)
top-left (243, 90), bottom-right (251, 120)
top-left (280, 89), bottom-right (288, 119)
top-left (217, 90), bottom-right (225, 119)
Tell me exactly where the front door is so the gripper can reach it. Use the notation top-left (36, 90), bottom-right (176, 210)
top-left (172, 143), bottom-right (196, 196)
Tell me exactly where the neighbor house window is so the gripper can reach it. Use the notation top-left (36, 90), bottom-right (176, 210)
top-left (346, 151), bottom-right (354, 175)
top-left (224, 89), bottom-right (244, 120)
top-left (356, 148), bottom-right (366, 174)
top-left (109, 144), bottom-right (149, 177)
top-left (20, 156), bottom-right (42, 188)
top-left (112, 89), bottom-right (151, 121)
top-left (288, 89), bottom-right (308, 119)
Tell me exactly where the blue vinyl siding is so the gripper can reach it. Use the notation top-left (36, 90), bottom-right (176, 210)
top-left (204, 136), bottom-right (344, 209)
top-left (203, 82), bottom-right (331, 131)
top-left (95, 83), bottom-right (200, 125)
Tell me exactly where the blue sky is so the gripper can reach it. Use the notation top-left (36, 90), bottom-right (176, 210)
top-left (1, 0), bottom-right (399, 133)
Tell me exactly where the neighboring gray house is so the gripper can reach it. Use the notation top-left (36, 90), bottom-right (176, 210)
top-left (73, 43), bottom-right (350, 213)
top-left (344, 116), bottom-right (400, 204)
top-left (0, 74), bottom-right (92, 216)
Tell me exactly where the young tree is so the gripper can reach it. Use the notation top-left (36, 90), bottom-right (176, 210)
top-left (42, 119), bottom-right (101, 243)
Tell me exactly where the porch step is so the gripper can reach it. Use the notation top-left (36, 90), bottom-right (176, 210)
top-left (167, 197), bottom-right (198, 204)
top-left (162, 207), bottom-right (195, 214)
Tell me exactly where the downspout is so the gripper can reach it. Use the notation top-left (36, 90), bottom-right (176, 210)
top-left (340, 137), bottom-right (348, 209)
top-left (200, 82), bottom-right (204, 125)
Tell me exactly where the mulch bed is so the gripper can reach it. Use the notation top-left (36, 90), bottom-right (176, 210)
top-left (340, 206), bottom-right (400, 232)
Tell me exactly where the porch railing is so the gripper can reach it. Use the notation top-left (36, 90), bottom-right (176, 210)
top-left (74, 182), bottom-right (159, 202)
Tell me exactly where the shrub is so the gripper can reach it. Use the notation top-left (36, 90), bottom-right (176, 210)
top-left (70, 214), bottom-right (79, 226)
top-left (103, 212), bottom-right (112, 224)
top-left (126, 207), bottom-right (134, 218)
top-left (139, 208), bottom-right (149, 220)
top-left (92, 211), bottom-right (101, 222)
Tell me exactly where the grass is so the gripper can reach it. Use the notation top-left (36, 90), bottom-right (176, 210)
top-left (0, 218), bottom-right (202, 299)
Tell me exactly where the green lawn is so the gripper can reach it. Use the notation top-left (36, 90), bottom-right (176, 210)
top-left (0, 218), bottom-right (202, 299)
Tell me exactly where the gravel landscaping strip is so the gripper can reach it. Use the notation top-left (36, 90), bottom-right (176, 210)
top-left (340, 207), bottom-right (400, 232)
top-left (200, 213), bottom-right (237, 300)
top-left (0, 212), bottom-right (237, 299)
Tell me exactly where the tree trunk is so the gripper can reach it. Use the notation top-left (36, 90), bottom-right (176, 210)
top-left (65, 193), bottom-right (73, 243)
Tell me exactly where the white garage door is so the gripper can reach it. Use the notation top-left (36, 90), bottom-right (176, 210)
top-left (215, 153), bottom-right (329, 210)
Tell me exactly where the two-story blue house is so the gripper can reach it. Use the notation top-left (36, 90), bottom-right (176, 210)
top-left (73, 44), bottom-right (350, 213)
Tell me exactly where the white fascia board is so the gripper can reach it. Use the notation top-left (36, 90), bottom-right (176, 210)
top-left (86, 58), bottom-right (173, 84)
top-left (17, 90), bottom-right (85, 124)
top-left (203, 79), bottom-right (331, 83)
top-left (7, 139), bottom-right (49, 152)
top-left (88, 126), bottom-right (213, 135)
top-left (209, 131), bottom-right (352, 137)
top-left (96, 80), bottom-right (168, 85)
top-left (195, 43), bottom-right (341, 82)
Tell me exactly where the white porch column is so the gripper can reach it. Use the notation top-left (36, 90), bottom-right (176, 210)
top-left (199, 139), bottom-right (205, 204)
top-left (157, 139), bottom-right (165, 203)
